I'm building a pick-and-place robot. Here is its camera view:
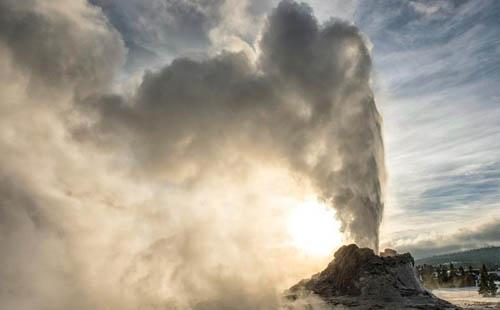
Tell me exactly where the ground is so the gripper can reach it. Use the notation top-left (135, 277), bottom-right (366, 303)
top-left (433, 287), bottom-right (500, 309)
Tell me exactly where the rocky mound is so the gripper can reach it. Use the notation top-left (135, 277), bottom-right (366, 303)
top-left (286, 244), bottom-right (459, 309)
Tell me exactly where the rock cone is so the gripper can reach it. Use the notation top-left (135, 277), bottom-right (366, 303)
top-left (286, 244), bottom-right (459, 309)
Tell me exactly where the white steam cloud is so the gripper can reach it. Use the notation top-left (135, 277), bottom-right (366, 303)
top-left (0, 0), bottom-right (385, 309)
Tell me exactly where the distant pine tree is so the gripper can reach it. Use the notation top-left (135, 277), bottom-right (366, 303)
top-left (439, 265), bottom-right (448, 283)
top-left (488, 274), bottom-right (498, 297)
top-left (479, 264), bottom-right (490, 297)
top-left (449, 263), bottom-right (455, 281)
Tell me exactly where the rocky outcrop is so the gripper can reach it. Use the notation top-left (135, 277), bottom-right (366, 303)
top-left (286, 244), bottom-right (460, 309)
top-left (380, 248), bottom-right (398, 257)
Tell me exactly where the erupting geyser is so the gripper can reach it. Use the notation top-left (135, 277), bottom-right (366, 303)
top-left (260, 1), bottom-right (386, 251)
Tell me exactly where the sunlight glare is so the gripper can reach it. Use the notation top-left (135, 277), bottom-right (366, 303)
top-left (287, 199), bottom-right (343, 257)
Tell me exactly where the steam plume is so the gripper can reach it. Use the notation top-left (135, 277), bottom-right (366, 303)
top-left (87, 0), bottom-right (385, 250)
top-left (0, 0), bottom-right (385, 308)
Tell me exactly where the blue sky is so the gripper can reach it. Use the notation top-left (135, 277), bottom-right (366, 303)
top-left (91, 0), bottom-right (500, 257)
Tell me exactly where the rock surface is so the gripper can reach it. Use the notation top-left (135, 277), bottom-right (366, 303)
top-left (286, 244), bottom-right (460, 309)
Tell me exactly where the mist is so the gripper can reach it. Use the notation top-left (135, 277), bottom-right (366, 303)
top-left (0, 0), bottom-right (384, 309)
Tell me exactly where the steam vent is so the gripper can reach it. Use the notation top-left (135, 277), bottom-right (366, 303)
top-left (286, 244), bottom-right (459, 309)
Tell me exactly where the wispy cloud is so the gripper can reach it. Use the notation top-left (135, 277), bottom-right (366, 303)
top-left (352, 0), bottom-right (500, 250)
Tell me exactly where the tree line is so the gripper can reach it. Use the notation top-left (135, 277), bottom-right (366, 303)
top-left (416, 263), bottom-right (498, 297)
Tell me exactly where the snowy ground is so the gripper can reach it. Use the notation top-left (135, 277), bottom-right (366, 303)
top-left (433, 287), bottom-right (500, 309)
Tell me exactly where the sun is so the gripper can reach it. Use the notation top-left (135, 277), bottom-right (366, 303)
top-left (287, 198), bottom-right (343, 257)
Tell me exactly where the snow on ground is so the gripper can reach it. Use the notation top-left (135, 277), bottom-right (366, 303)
top-left (433, 287), bottom-right (500, 309)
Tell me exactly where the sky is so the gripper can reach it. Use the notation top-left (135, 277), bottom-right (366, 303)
top-left (355, 0), bottom-right (500, 257)
top-left (0, 0), bottom-right (499, 309)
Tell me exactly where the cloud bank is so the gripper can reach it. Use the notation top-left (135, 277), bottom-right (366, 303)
top-left (0, 0), bottom-right (384, 308)
top-left (384, 219), bottom-right (500, 259)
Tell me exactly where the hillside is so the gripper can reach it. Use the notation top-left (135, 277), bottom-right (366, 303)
top-left (415, 247), bottom-right (500, 268)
